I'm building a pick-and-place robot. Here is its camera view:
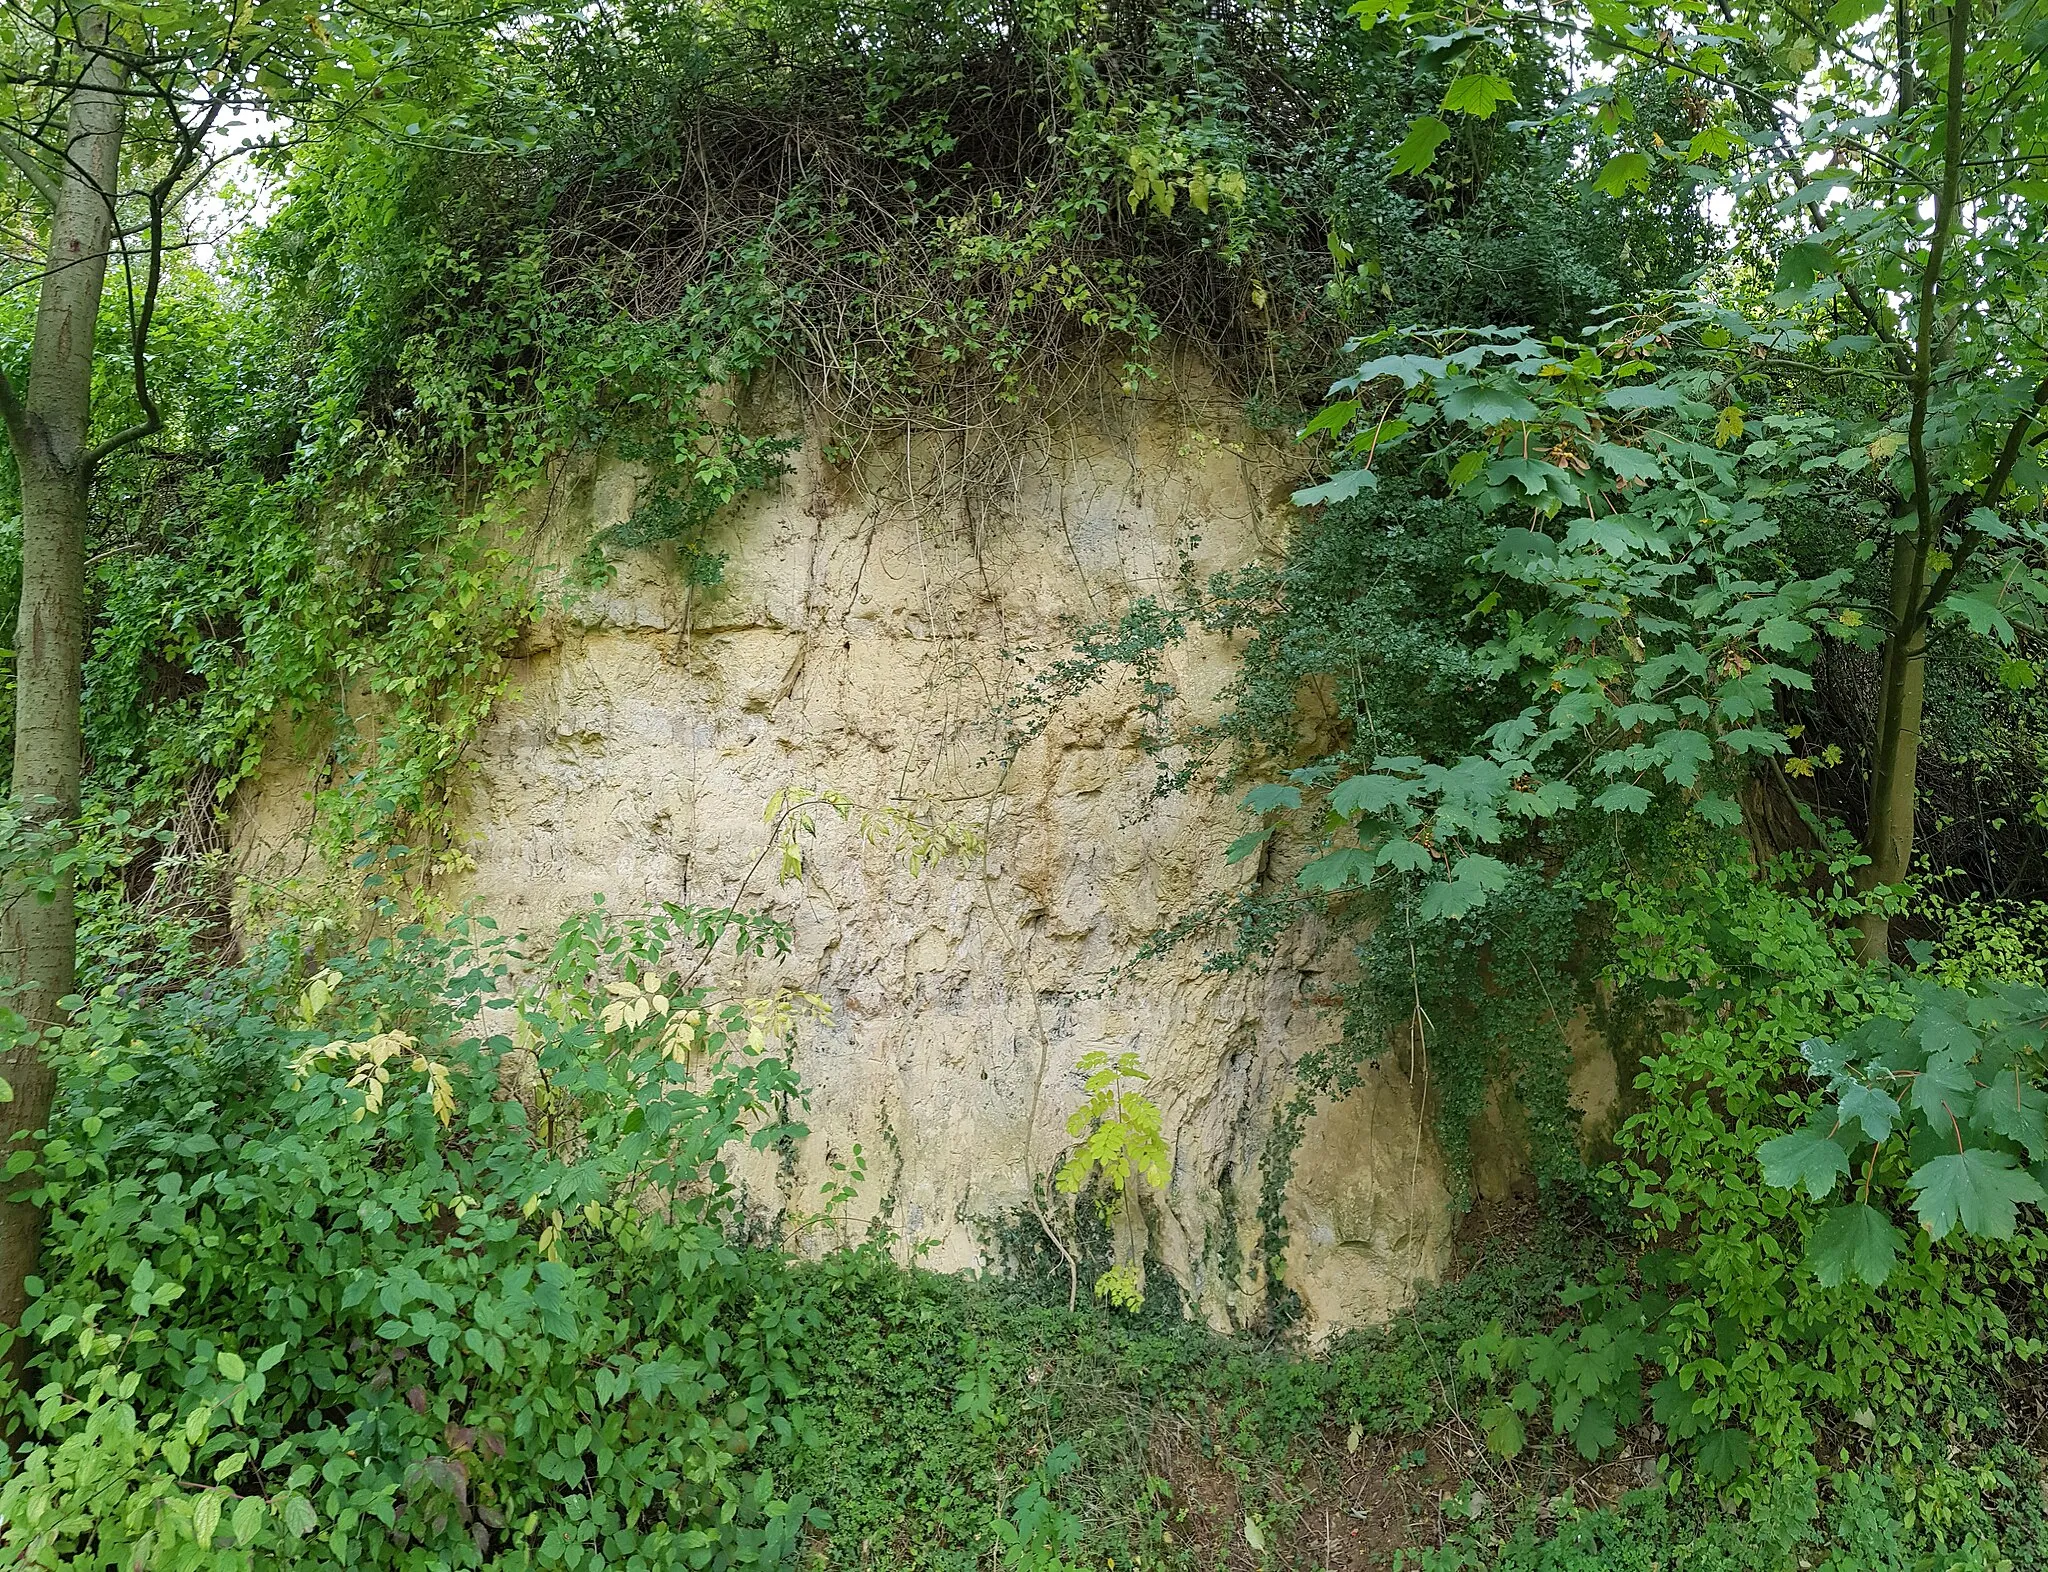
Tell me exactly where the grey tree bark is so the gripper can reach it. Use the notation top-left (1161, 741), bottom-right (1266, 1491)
top-left (0, 7), bottom-right (127, 1358)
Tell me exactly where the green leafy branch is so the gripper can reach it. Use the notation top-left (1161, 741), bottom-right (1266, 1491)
top-left (1759, 979), bottom-right (2048, 1288)
top-left (1262, 316), bottom-right (1866, 921)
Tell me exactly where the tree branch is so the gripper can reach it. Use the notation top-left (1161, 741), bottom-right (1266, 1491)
top-left (0, 364), bottom-right (28, 455)
top-left (1915, 374), bottom-right (2048, 617)
top-left (0, 132), bottom-right (56, 206)
top-left (81, 240), bottom-right (161, 470)
top-left (84, 63), bottom-right (235, 473)
top-left (83, 195), bottom-right (167, 471)
top-left (1900, 2), bottom-right (1971, 618)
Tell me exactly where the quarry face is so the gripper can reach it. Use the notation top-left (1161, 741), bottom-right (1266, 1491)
top-left (235, 383), bottom-right (1458, 1338)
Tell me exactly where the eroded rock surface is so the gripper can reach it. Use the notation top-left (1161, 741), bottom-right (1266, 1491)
top-left (234, 381), bottom-right (1456, 1337)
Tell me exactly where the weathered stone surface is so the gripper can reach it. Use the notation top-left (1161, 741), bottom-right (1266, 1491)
top-left (232, 379), bottom-right (1461, 1337)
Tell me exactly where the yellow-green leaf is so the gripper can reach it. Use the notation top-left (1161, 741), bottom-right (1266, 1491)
top-left (1591, 151), bottom-right (1650, 197)
top-left (1441, 74), bottom-right (1516, 119)
top-left (192, 1492), bottom-right (223, 1548)
top-left (1390, 116), bottom-right (1452, 176)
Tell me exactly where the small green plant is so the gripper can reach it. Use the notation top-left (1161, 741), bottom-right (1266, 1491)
top-left (988, 1444), bottom-right (1085, 1571)
top-left (1055, 1050), bottom-right (1169, 1311)
top-left (1915, 893), bottom-right (2048, 988)
top-left (1756, 978), bottom-right (2048, 1287)
top-left (1453, 846), bottom-right (2048, 1490)
top-left (1457, 1266), bottom-right (1664, 1464)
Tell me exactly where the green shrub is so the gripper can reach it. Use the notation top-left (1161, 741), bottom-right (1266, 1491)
top-left (1413, 1460), bottom-right (2043, 1572)
top-left (1457, 842), bottom-right (2048, 1495)
top-left (6, 881), bottom-right (2037, 1567)
top-left (1915, 891), bottom-right (2048, 988)
top-left (0, 900), bottom-right (826, 1569)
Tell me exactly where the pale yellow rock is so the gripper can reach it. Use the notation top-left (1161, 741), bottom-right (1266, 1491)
top-left (232, 373), bottom-right (1462, 1337)
top-left (1283, 1063), bottom-right (1454, 1340)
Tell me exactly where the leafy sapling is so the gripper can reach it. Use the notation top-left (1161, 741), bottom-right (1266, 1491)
top-left (1759, 980), bottom-right (2048, 1287)
top-left (1056, 1050), bottom-right (1170, 1311)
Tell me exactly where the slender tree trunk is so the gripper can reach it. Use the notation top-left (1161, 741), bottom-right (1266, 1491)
top-left (1854, 546), bottom-right (1931, 961)
top-left (0, 12), bottom-right (126, 1369)
top-left (1851, 0), bottom-right (1967, 963)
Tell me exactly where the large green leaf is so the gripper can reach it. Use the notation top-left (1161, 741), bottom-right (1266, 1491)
top-left (1695, 1428), bottom-right (1753, 1483)
top-left (1915, 1008), bottom-right (1980, 1061)
top-left (1653, 728), bottom-right (1712, 786)
top-left (1773, 240), bottom-right (1834, 291)
top-left (1589, 440), bottom-right (1662, 482)
top-left (1389, 115), bottom-right (1452, 176)
top-left (1223, 829), bottom-right (1270, 864)
top-left (1973, 1072), bottom-right (2048, 1160)
top-left (1909, 1051), bottom-right (1976, 1121)
top-left (1806, 1203), bottom-right (1903, 1288)
top-left (1242, 784), bottom-right (1301, 814)
top-left (1908, 1149), bottom-right (2048, 1241)
top-left (1330, 773), bottom-right (1419, 818)
top-left (1485, 456), bottom-right (1575, 498)
top-left (1942, 590), bottom-right (2016, 642)
top-left (1378, 839), bottom-right (1435, 874)
top-left (1441, 381), bottom-right (1540, 426)
top-left (1440, 74), bottom-right (1516, 119)
top-left (1297, 847), bottom-right (1376, 892)
top-left (1834, 1081), bottom-right (1899, 1143)
top-left (1603, 385), bottom-right (1686, 412)
top-left (1591, 151), bottom-right (1649, 198)
top-left (1757, 1123), bottom-right (1850, 1199)
top-left (1351, 351), bottom-right (1452, 387)
top-left (1417, 854), bottom-right (1510, 921)
top-left (1591, 781), bottom-right (1653, 814)
top-left (1566, 1398), bottom-right (1616, 1460)
top-left (1291, 468), bottom-right (1378, 507)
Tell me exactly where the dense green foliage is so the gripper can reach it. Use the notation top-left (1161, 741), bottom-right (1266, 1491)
top-left (0, 892), bottom-right (2039, 1563)
top-left (1, 901), bottom-right (828, 1568)
top-left (1453, 849), bottom-right (2046, 1480)
top-left (4, 891), bottom-right (2045, 1567)
top-left (3, 0), bottom-right (2048, 1567)
top-left (26, 0), bottom-right (1707, 877)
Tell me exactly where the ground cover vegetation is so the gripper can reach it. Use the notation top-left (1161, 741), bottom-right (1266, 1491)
top-left (0, 0), bottom-right (2045, 1566)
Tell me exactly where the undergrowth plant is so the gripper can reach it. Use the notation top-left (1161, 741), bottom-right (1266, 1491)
top-left (2, 871), bottom-right (2042, 1567)
top-left (0, 899), bottom-right (826, 1569)
top-left (1456, 841), bottom-right (2048, 1492)
top-left (1054, 1050), bottom-right (1169, 1312)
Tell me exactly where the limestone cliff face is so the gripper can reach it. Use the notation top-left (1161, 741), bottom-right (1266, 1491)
top-left (233, 381), bottom-right (1454, 1338)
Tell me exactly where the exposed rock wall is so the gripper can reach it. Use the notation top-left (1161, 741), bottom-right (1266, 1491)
top-left (233, 378), bottom-right (1456, 1339)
